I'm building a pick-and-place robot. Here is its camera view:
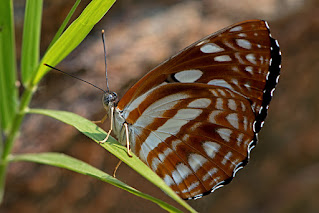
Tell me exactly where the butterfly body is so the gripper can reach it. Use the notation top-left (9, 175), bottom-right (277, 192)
top-left (103, 20), bottom-right (281, 199)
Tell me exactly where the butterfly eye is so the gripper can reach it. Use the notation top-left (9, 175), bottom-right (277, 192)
top-left (102, 92), bottom-right (118, 106)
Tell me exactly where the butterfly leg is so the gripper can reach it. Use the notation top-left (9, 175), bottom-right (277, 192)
top-left (113, 160), bottom-right (122, 177)
top-left (92, 114), bottom-right (108, 124)
top-left (99, 107), bottom-right (114, 144)
top-left (124, 122), bottom-right (132, 157)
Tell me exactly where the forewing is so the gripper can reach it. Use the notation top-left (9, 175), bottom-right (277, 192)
top-left (118, 19), bottom-right (279, 122)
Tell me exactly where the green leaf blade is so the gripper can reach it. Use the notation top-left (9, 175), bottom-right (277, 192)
top-left (33, 0), bottom-right (116, 85)
top-left (20, 0), bottom-right (43, 86)
top-left (0, 0), bottom-right (18, 131)
top-left (47, 0), bottom-right (82, 49)
top-left (29, 108), bottom-right (197, 213)
top-left (9, 152), bottom-right (183, 213)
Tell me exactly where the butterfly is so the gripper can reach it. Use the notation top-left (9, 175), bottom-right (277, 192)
top-left (98, 19), bottom-right (281, 200)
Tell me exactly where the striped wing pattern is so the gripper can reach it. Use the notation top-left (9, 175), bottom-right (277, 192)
top-left (114, 20), bottom-right (281, 199)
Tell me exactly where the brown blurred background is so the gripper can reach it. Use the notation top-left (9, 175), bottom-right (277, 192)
top-left (2, 0), bottom-right (319, 212)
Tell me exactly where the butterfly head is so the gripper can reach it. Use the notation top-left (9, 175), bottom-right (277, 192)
top-left (102, 91), bottom-right (118, 110)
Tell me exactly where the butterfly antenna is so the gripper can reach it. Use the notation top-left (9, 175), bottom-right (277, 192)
top-left (44, 64), bottom-right (106, 93)
top-left (101, 30), bottom-right (110, 93)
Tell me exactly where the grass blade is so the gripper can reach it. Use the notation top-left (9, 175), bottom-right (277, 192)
top-left (9, 152), bottom-right (183, 213)
top-left (47, 0), bottom-right (82, 49)
top-left (0, 0), bottom-right (18, 132)
top-left (28, 108), bottom-right (197, 213)
top-left (32, 0), bottom-right (116, 85)
top-left (20, 0), bottom-right (43, 86)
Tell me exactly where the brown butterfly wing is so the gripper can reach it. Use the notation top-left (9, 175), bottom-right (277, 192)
top-left (118, 20), bottom-right (277, 117)
top-left (116, 20), bottom-right (281, 199)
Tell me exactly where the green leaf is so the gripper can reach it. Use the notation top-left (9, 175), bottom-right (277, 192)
top-left (20, 0), bottom-right (43, 86)
top-left (28, 109), bottom-right (197, 213)
top-left (32, 0), bottom-right (116, 85)
top-left (47, 0), bottom-right (82, 49)
top-left (9, 152), bottom-right (183, 213)
top-left (0, 0), bottom-right (18, 132)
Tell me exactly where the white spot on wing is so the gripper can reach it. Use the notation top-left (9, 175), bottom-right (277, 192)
top-left (143, 93), bottom-right (189, 115)
top-left (188, 181), bottom-right (200, 191)
top-left (244, 83), bottom-right (251, 91)
top-left (156, 117), bottom-right (188, 134)
top-left (164, 175), bottom-right (174, 186)
top-left (135, 115), bottom-right (156, 130)
top-left (139, 132), bottom-right (170, 162)
top-left (214, 55), bottom-right (232, 62)
top-left (182, 134), bottom-right (190, 142)
top-left (181, 188), bottom-right (188, 193)
top-left (209, 110), bottom-right (221, 123)
top-left (217, 89), bottom-right (226, 96)
top-left (246, 53), bottom-right (257, 64)
top-left (202, 142), bottom-right (221, 158)
top-left (171, 139), bottom-right (182, 151)
top-left (190, 123), bottom-right (201, 132)
top-left (240, 101), bottom-right (246, 111)
top-left (221, 151), bottom-right (232, 165)
top-left (229, 26), bottom-right (242, 32)
top-left (243, 116), bottom-right (248, 131)
top-left (124, 82), bottom-right (167, 118)
top-left (210, 89), bottom-right (218, 96)
top-left (215, 98), bottom-right (223, 110)
top-left (172, 108), bottom-right (202, 121)
top-left (235, 52), bottom-right (245, 64)
top-left (228, 99), bottom-right (237, 111)
top-left (236, 39), bottom-right (252, 49)
top-left (202, 168), bottom-right (218, 181)
top-left (158, 148), bottom-right (173, 163)
top-left (226, 113), bottom-right (239, 129)
top-left (237, 133), bottom-right (244, 146)
top-left (232, 78), bottom-right (239, 87)
top-left (232, 66), bottom-right (239, 72)
top-left (174, 70), bottom-right (203, 83)
top-left (216, 128), bottom-right (232, 142)
top-left (188, 153), bottom-right (208, 172)
top-left (137, 107), bottom-right (197, 141)
top-left (208, 79), bottom-right (234, 91)
top-left (172, 163), bottom-right (192, 185)
top-left (245, 66), bottom-right (253, 74)
top-left (188, 98), bottom-right (211, 108)
top-left (238, 33), bottom-right (246, 37)
top-left (224, 40), bottom-right (235, 49)
top-left (151, 157), bottom-right (161, 171)
top-left (200, 43), bottom-right (224, 53)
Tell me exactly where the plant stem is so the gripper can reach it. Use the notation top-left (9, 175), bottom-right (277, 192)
top-left (0, 85), bottom-right (35, 203)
